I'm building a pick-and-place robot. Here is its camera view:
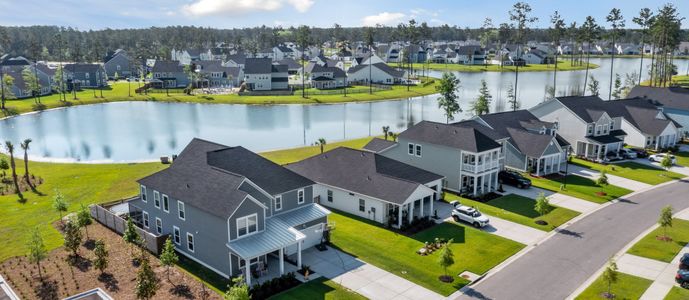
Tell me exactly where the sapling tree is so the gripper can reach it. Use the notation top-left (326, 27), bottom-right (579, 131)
top-left (224, 276), bottom-right (250, 300)
top-left (597, 170), bottom-right (609, 185)
top-left (160, 237), bottom-right (178, 283)
top-left (602, 258), bottom-right (619, 299)
top-left (27, 227), bottom-right (47, 281)
top-left (123, 217), bottom-right (139, 255)
top-left (437, 238), bottom-right (455, 282)
top-left (135, 254), bottom-right (159, 300)
top-left (76, 204), bottom-right (92, 240)
top-left (534, 192), bottom-right (553, 219)
top-left (93, 239), bottom-right (109, 274)
top-left (659, 205), bottom-right (673, 241)
top-left (53, 190), bottom-right (68, 223)
top-left (63, 217), bottom-right (83, 260)
top-left (661, 153), bottom-right (673, 170)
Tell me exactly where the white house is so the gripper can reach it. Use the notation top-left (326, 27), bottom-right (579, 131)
top-left (347, 63), bottom-right (406, 85)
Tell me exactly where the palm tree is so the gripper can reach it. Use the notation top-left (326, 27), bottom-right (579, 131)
top-left (20, 139), bottom-right (32, 188)
top-left (606, 8), bottom-right (625, 100)
top-left (315, 138), bottom-right (327, 154)
top-left (549, 11), bottom-right (566, 96)
top-left (382, 126), bottom-right (390, 140)
top-left (633, 8), bottom-right (655, 86)
top-left (5, 141), bottom-right (21, 199)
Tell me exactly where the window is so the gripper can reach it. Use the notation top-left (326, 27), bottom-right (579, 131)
top-left (142, 211), bottom-right (149, 228)
top-left (173, 226), bottom-right (181, 245)
top-left (275, 195), bottom-right (282, 211)
top-left (162, 194), bottom-right (169, 212)
top-left (609, 123), bottom-right (614, 130)
top-left (154, 191), bottom-right (160, 208)
top-left (140, 185), bottom-right (147, 202)
top-left (596, 125), bottom-right (602, 135)
top-left (178, 201), bottom-right (186, 220)
top-left (237, 214), bottom-right (258, 238)
top-left (408, 143), bottom-right (414, 155)
top-left (415, 144), bottom-right (422, 157)
top-left (297, 189), bottom-right (305, 204)
top-left (327, 190), bottom-right (333, 202)
top-left (587, 125), bottom-right (593, 135)
top-left (155, 218), bottom-right (162, 235)
top-left (359, 199), bottom-right (365, 212)
top-left (186, 233), bottom-right (195, 252)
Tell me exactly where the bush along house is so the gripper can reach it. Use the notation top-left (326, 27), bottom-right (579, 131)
top-left (131, 138), bottom-right (330, 285)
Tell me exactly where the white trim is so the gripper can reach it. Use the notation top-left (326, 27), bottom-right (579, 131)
top-left (236, 213), bottom-right (258, 238)
top-left (162, 194), bottom-right (169, 213)
top-left (239, 178), bottom-right (274, 202)
top-left (155, 217), bottom-right (162, 235)
top-left (186, 232), bottom-right (195, 253)
top-left (228, 195), bottom-right (268, 221)
top-left (415, 144), bottom-right (422, 157)
top-left (297, 189), bottom-right (305, 204)
top-left (140, 185), bottom-right (147, 202)
top-left (178, 201), bottom-right (186, 221)
top-left (407, 142), bottom-right (414, 155)
top-left (142, 211), bottom-right (149, 228)
top-left (173, 226), bottom-right (181, 245)
top-left (315, 181), bottom-right (435, 206)
top-left (275, 195), bottom-right (282, 211)
top-left (153, 190), bottom-right (160, 209)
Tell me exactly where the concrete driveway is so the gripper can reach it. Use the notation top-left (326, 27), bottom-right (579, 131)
top-left (631, 157), bottom-right (689, 176)
top-left (568, 164), bottom-right (652, 191)
top-left (503, 185), bottom-right (600, 213)
top-left (475, 217), bottom-right (547, 245)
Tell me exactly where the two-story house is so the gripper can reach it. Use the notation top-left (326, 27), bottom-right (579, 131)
top-left (150, 61), bottom-right (189, 89)
top-left (273, 46), bottom-right (296, 61)
top-left (607, 98), bottom-right (682, 150)
top-left (628, 86), bottom-right (689, 139)
top-left (455, 46), bottom-right (486, 65)
top-left (243, 58), bottom-right (288, 91)
top-left (309, 64), bottom-right (346, 89)
top-left (2, 65), bottom-right (52, 98)
top-left (371, 121), bottom-right (503, 196)
top-left (63, 63), bottom-right (108, 90)
top-left (133, 138), bottom-right (330, 285)
top-left (103, 49), bottom-right (131, 79)
top-left (194, 60), bottom-right (241, 88)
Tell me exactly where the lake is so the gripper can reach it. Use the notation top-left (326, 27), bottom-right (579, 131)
top-left (1, 57), bottom-right (687, 162)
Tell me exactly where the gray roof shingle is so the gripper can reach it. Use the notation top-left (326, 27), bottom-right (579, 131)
top-left (399, 121), bottom-right (501, 153)
top-left (244, 58), bottom-right (273, 74)
top-left (628, 86), bottom-right (689, 111)
top-left (363, 138), bottom-right (397, 153)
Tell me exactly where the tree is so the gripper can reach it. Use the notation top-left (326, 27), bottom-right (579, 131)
top-left (1, 74), bottom-right (15, 101)
top-left (382, 126), bottom-right (390, 140)
top-left (93, 239), bottom-right (109, 274)
top-left (26, 227), bottom-right (47, 281)
top-left (508, 2), bottom-right (538, 107)
top-left (224, 276), bottom-right (250, 300)
top-left (315, 138), bottom-right (327, 154)
top-left (659, 205), bottom-right (673, 240)
top-left (20, 138), bottom-right (32, 188)
top-left (295, 25), bottom-right (312, 98)
top-left (363, 26), bottom-right (375, 94)
top-left (588, 75), bottom-right (600, 96)
top-left (580, 16), bottom-right (601, 92)
top-left (606, 8), bottom-right (625, 100)
top-left (0, 27), bottom-right (9, 109)
top-left (633, 8), bottom-right (655, 86)
top-left (470, 79), bottom-right (491, 116)
top-left (76, 204), bottom-right (92, 240)
top-left (597, 170), bottom-right (609, 185)
top-left (123, 217), bottom-right (139, 255)
top-left (52, 32), bottom-right (67, 102)
top-left (507, 83), bottom-right (519, 111)
top-left (602, 258), bottom-right (619, 299)
top-left (27, 37), bottom-right (42, 104)
top-left (53, 190), bottom-right (68, 223)
top-left (63, 217), bottom-right (83, 259)
top-left (648, 4), bottom-right (681, 87)
top-left (549, 11), bottom-right (566, 95)
top-left (611, 74), bottom-right (623, 100)
top-left (4, 141), bottom-right (21, 198)
top-left (135, 254), bottom-right (159, 300)
top-left (534, 192), bottom-right (553, 218)
top-left (0, 158), bottom-right (8, 178)
top-left (661, 153), bottom-right (673, 170)
top-left (53, 65), bottom-right (67, 99)
top-left (436, 72), bottom-right (461, 123)
top-left (160, 237), bottom-right (178, 283)
top-left (437, 238), bottom-right (455, 281)
top-left (22, 67), bottom-right (40, 103)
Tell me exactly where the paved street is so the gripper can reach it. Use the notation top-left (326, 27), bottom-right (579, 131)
top-left (456, 179), bottom-right (689, 300)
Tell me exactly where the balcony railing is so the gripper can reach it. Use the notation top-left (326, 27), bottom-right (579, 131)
top-left (461, 161), bottom-right (499, 173)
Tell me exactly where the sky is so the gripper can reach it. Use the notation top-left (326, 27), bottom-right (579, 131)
top-left (0, 0), bottom-right (685, 30)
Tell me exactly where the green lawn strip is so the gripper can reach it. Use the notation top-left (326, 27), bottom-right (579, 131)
top-left (2, 80), bottom-right (440, 117)
top-left (444, 193), bottom-right (580, 231)
top-left (627, 219), bottom-right (689, 263)
top-left (571, 158), bottom-right (685, 185)
top-left (529, 174), bottom-right (631, 204)
top-left (664, 286), bottom-right (689, 300)
top-left (575, 272), bottom-right (653, 300)
top-left (674, 152), bottom-right (689, 167)
top-left (329, 211), bottom-right (524, 296)
top-left (260, 136), bottom-right (376, 165)
top-left (269, 277), bottom-right (366, 300)
top-left (403, 60), bottom-right (597, 73)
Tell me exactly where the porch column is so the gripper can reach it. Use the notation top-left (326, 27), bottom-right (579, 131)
top-left (245, 259), bottom-right (251, 286)
top-left (429, 196), bottom-right (434, 218)
top-left (279, 248), bottom-right (284, 275)
top-left (397, 204), bottom-right (402, 228)
top-left (473, 177), bottom-right (478, 195)
top-left (408, 202), bottom-right (414, 223)
top-left (584, 143), bottom-right (589, 158)
top-left (297, 242), bottom-right (302, 269)
top-left (420, 198), bottom-right (425, 217)
top-left (536, 159), bottom-right (541, 176)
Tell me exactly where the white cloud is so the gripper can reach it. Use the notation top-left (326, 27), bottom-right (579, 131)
top-left (182, 0), bottom-right (313, 17)
top-left (362, 12), bottom-right (406, 26)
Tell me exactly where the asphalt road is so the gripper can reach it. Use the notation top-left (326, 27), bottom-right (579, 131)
top-left (457, 179), bottom-right (689, 300)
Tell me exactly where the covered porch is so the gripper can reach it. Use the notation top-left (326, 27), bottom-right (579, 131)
top-left (460, 171), bottom-right (499, 196)
top-left (385, 195), bottom-right (435, 229)
top-left (648, 133), bottom-right (678, 150)
top-left (576, 136), bottom-right (624, 162)
top-left (527, 152), bottom-right (564, 176)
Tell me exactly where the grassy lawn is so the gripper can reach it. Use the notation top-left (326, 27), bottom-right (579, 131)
top-left (444, 193), bottom-right (580, 231)
top-left (627, 219), bottom-right (689, 263)
top-left (665, 286), bottom-right (689, 300)
top-left (575, 272), bottom-right (653, 300)
top-left (261, 136), bottom-right (376, 165)
top-left (329, 211), bottom-right (524, 296)
top-left (1, 80), bottom-right (440, 117)
top-left (270, 277), bottom-right (366, 300)
top-left (529, 174), bottom-right (632, 204)
top-left (675, 152), bottom-right (689, 167)
top-left (572, 158), bottom-right (685, 185)
top-left (402, 60), bottom-right (598, 73)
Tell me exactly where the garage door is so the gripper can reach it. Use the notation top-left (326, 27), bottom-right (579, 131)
top-left (286, 223), bottom-right (324, 255)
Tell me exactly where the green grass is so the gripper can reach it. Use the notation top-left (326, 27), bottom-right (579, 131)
top-left (270, 277), bottom-right (366, 300)
top-left (260, 136), bottom-right (376, 165)
top-left (627, 219), bottom-right (689, 263)
top-left (575, 272), bottom-right (653, 300)
top-left (572, 158), bottom-right (685, 185)
top-left (401, 60), bottom-right (598, 73)
top-left (664, 286), bottom-right (689, 300)
top-left (529, 174), bottom-right (632, 204)
top-left (329, 211), bottom-right (524, 296)
top-left (675, 152), bottom-right (689, 167)
top-left (444, 193), bottom-right (580, 231)
top-left (1, 80), bottom-right (440, 117)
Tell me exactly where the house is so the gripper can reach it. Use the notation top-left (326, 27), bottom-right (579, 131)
top-left (455, 46), bottom-right (486, 65)
top-left (103, 49), bottom-right (131, 79)
top-left (254, 48), bottom-right (275, 60)
top-left (2, 65), bottom-right (52, 98)
top-left (522, 49), bottom-right (554, 65)
top-left (133, 138), bottom-right (330, 285)
top-left (628, 86), bottom-right (689, 138)
top-left (609, 98), bottom-right (682, 150)
top-left (224, 54), bottom-right (247, 69)
top-left (430, 47), bottom-right (448, 63)
top-left (63, 63), bottom-right (107, 90)
top-left (310, 64), bottom-right (346, 89)
top-left (193, 60), bottom-right (240, 87)
top-left (402, 44), bottom-right (427, 63)
top-left (350, 53), bottom-right (385, 68)
top-left (273, 46), bottom-right (296, 61)
top-left (471, 110), bottom-right (570, 176)
top-left (374, 121), bottom-right (503, 196)
top-left (171, 49), bottom-right (211, 65)
top-left (243, 58), bottom-right (288, 91)
top-left (619, 43), bottom-right (641, 55)
top-left (286, 147), bottom-right (443, 228)
top-left (150, 61), bottom-right (189, 88)
top-left (276, 58), bottom-right (302, 75)
top-left (347, 62), bottom-right (406, 85)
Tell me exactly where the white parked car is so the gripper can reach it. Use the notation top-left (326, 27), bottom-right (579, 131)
top-left (649, 153), bottom-right (676, 165)
top-left (449, 201), bottom-right (490, 228)
top-left (618, 148), bottom-right (637, 159)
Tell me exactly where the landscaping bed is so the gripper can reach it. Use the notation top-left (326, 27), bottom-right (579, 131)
top-left (0, 222), bottom-right (222, 299)
top-left (572, 158), bottom-right (685, 185)
top-left (627, 219), bottom-right (689, 263)
top-left (529, 174), bottom-right (631, 204)
top-left (328, 211), bottom-right (524, 296)
top-left (575, 272), bottom-right (653, 300)
top-left (269, 277), bottom-right (366, 300)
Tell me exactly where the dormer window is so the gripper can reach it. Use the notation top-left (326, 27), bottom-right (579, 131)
top-left (237, 214), bottom-right (258, 238)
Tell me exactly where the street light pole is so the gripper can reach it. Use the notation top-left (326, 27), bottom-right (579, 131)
top-left (562, 146), bottom-right (569, 189)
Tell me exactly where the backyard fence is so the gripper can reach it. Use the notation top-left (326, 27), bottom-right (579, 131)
top-left (90, 200), bottom-right (168, 255)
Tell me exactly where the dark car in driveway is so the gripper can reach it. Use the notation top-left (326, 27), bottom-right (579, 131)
top-left (498, 170), bottom-right (531, 189)
top-left (630, 148), bottom-right (649, 158)
top-left (680, 253), bottom-right (689, 270)
top-left (676, 269), bottom-right (689, 288)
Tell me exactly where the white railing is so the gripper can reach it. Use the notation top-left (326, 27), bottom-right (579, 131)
top-left (461, 161), bottom-right (499, 173)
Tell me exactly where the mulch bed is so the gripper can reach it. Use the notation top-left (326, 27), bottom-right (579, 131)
top-left (0, 222), bottom-right (222, 300)
top-left (0, 175), bottom-right (43, 196)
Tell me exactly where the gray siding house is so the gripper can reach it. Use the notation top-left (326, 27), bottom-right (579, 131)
top-left (150, 61), bottom-right (189, 88)
top-left (373, 121), bottom-right (503, 196)
top-left (133, 138), bottom-right (330, 285)
top-left (103, 49), bottom-right (131, 79)
top-left (63, 63), bottom-right (107, 90)
top-left (243, 58), bottom-right (288, 91)
top-left (628, 86), bottom-right (689, 139)
top-left (2, 65), bottom-right (52, 98)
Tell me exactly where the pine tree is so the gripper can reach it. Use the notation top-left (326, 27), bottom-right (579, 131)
top-left (436, 72), bottom-right (461, 123)
top-left (470, 79), bottom-right (492, 116)
top-left (63, 217), bottom-right (83, 260)
top-left (611, 74), bottom-right (622, 100)
top-left (587, 75), bottom-right (600, 96)
top-left (135, 255), bottom-right (159, 300)
top-left (93, 240), bottom-right (109, 274)
top-left (507, 83), bottom-right (519, 111)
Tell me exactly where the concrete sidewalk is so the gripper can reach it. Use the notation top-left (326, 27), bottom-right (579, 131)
top-left (502, 185), bottom-right (600, 214)
top-left (568, 164), bottom-right (652, 191)
top-left (632, 157), bottom-right (689, 177)
top-left (443, 214), bottom-right (547, 246)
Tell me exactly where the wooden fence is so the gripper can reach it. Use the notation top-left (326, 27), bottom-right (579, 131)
top-left (90, 202), bottom-right (168, 255)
